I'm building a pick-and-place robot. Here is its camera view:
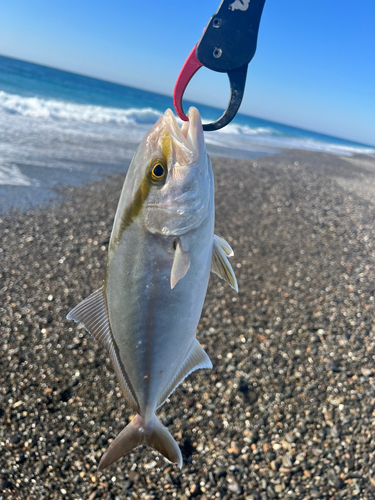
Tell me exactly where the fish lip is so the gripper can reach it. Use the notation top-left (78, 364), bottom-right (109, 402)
top-left (163, 107), bottom-right (205, 158)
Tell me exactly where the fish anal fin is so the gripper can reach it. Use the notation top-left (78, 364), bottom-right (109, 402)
top-left (156, 339), bottom-right (212, 409)
top-left (214, 234), bottom-right (234, 257)
top-left (98, 413), bottom-right (182, 471)
top-left (211, 238), bottom-right (238, 292)
top-left (170, 238), bottom-right (191, 289)
top-left (66, 288), bottom-right (138, 411)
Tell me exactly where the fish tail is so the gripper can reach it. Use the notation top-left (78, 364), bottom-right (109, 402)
top-left (97, 414), bottom-right (182, 471)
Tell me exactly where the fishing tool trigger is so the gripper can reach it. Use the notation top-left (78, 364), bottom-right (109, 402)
top-left (173, 0), bottom-right (266, 131)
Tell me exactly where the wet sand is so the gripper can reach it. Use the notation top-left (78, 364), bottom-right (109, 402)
top-left (1, 149), bottom-right (375, 499)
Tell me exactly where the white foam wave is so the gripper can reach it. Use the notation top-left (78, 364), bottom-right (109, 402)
top-left (0, 163), bottom-right (40, 186)
top-left (248, 135), bottom-right (375, 156)
top-left (214, 123), bottom-right (273, 136)
top-left (0, 91), bottom-right (162, 126)
top-left (205, 128), bottom-right (375, 157)
top-left (1, 91), bottom-right (374, 159)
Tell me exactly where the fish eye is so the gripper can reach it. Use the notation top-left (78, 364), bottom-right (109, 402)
top-left (149, 159), bottom-right (167, 184)
top-left (153, 163), bottom-right (164, 178)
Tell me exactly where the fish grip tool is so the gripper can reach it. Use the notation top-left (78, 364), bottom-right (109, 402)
top-left (174, 0), bottom-right (266, 131)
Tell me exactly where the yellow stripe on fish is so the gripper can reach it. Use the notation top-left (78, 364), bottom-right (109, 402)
top-left (117, 174), bottom-right (151, 238)
top-left (159, 129), bottom-right (172, 163)
top-left (114, 130), bottom-right (171, 244)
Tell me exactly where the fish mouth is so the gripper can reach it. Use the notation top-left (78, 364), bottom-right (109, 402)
top-left (163, 107), bottom-right (205, 161)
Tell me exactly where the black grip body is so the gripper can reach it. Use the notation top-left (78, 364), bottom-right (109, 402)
top-left (196, 0), bottom-right (266, 73)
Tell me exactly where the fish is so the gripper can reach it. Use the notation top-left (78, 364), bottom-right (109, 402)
top-left (66, 107), bottom-right (238, 471)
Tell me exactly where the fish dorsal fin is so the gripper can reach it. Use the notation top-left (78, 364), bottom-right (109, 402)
top-left (211, 236), bottom-right (238, 292)
top-left (170, 238), bottom-right (191, 289)
top-left (156, 339), bottom-right (212, 409)
top-left (214, 234), bottom-right (234, 257)
top-left (66, 288), bottom-right (138, 411)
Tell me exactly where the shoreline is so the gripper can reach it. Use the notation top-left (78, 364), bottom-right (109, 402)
top-left (0, 159), bottom-right (132, 214)
top-left (0, 144), bottom-right (278, 214)
top-left (1, 149), bottom-right (375, 498)
top-left (1, 148), bottom-right (375, 215)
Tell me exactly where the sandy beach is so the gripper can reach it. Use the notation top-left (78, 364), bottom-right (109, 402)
top-left (1, 149), bottom-right (375, 499)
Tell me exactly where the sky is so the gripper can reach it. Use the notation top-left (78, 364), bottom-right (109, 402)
top-left (0, 0), bottom-right (374, 146)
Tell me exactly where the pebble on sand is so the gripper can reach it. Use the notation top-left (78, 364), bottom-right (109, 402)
top-left (1, 150), bottom-right (375, 499)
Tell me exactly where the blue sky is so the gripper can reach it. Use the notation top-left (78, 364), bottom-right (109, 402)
top-left (0, 0), bottom-right (374, 145)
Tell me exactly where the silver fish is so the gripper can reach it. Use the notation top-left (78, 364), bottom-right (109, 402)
top-left (67, 107), bottom-right (238, 470)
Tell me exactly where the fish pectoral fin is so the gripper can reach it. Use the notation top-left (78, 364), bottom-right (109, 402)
top-left (170, 238), bottom-right (191, 289)
top-left (66, 287), bottom-right (138, 411)
top-left (98, 413), bottom-right (182, 471)
top-left (214, 234), bottom-right (234, 257)
top-left (156, 339), bottom-right (212, 409)
top-left (211, 237), bottom-right (238, 292)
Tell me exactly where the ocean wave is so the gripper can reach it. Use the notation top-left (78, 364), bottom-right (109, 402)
top-left (214, 123), bottom-right (274, 136)
top-left (0, 91), bottom-right (162, 125)
top-left (1, 91), bottom-right (374, 159)
top-left (249, 135), bottom-right (375, 156)
top-left (205, 127), bottom-right (375, 157)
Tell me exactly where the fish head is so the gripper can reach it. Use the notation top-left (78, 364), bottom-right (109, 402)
top-left (123, 107), bottom-right (213, 236)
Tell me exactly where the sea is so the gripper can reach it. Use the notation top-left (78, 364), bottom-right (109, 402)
top-left (1, 54), bottom-right (374, 212)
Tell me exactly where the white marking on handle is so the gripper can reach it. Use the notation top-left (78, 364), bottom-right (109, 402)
top-left (229, 0), bottom-right (250, 12)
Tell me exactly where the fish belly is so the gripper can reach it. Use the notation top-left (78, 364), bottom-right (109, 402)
top-left (105, 214), bottom-right (214, 417)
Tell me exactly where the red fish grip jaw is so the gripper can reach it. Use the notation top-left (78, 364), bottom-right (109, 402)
top-left (173, 45), bottom-right (203, 122)
top-left (173, 45), bottom-right (248, 131)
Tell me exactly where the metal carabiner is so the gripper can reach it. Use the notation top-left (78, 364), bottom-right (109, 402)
top-left (173, 0), bottom-right (266, 131)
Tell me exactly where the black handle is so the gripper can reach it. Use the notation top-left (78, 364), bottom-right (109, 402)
top-left (196, 0), bottom-right (266, 73)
